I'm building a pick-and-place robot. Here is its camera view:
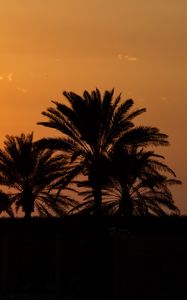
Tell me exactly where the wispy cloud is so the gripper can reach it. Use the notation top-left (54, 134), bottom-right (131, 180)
top-left (117, 54), bottom-right (123, 60)
top-left (16, 87), bottom-right (28, 94)
top-left (0, 72), bottom-right (13, 81)
top-left (125, 55), bottom-right (137, 61)
top-left (7, 73), bottom-right (13, 81)
top-left (117, 54), bottom-right (137, 62)
top-left (161, 96), bottom-right (167, 101)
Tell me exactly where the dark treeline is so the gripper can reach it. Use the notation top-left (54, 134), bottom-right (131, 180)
top-left (0, 89), bottom-right (181, 218)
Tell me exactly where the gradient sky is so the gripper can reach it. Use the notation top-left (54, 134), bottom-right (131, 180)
top-left (0, 0), bottom-right (186, 213)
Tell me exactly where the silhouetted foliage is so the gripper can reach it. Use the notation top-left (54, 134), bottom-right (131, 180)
top-left (73, 147), bottom-right (181, 216)
top-left (0, 190), bottom-right (14, 217)
top-left (38, 89), bottom-right (179, 217)
top-left (0, 133), bottom-right (77, 218)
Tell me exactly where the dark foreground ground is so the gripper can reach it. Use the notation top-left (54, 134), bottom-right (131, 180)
top-left (0, 216), bottom-right (187, 299)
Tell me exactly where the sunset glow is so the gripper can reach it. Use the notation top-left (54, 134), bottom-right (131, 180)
top-left (0, 0), bottom-right (186, 212)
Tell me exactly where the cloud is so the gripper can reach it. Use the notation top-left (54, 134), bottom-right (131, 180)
top-left (125, 55), bottom-right (137, 61)
top-left (117, 54), bottom-right (123, 60)
top-left (117, 54), bottom-right (137, 62)
top-left (0, 72), bottom-right (13, 81)
top-left (16, 87), bottom-right (28, 94)
top-left (161, 96), bottom-right (167, 101)
top-left (7, 73), bottom-right (13, 81)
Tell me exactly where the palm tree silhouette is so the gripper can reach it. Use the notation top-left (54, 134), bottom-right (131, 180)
top-left (103, 147), bottom-right (181, 216)
top-left (69, 147), bottom-right (180, 217)
top-left (0, 190), bottom-right (14, 217)
top-left (0, 133), bottom-right (76, 218)
top-left (38, 89), bottom-right (170, 216)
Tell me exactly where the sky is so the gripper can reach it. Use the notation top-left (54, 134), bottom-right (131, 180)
top-left (0, 0), bottom-right (186, 213)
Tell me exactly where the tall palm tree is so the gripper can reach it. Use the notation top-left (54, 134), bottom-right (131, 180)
top-left (0, 133), bottom-right (76, 218)
top-left (38, 89), bottom-right (169, 216)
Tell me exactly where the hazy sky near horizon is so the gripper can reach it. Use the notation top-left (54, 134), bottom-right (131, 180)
top-left (0, 0), bottom-right (186, 212)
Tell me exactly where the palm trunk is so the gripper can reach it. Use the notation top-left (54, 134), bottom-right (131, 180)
top-left (119, 188), bottom-right (133, 217)
top-left (23, 185), bottom-right (34, 218)
top-left (24, 209), bottom-right (32, 218)
top-left (93, 184), bottom-right (102, 217)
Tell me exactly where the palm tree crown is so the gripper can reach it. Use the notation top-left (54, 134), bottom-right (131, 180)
top-left (0, 133), bottom-right (75, 217)
top-left (38, 89), bottom-right (178, 216)
top-left (103, 147), bottom-right (181, 216)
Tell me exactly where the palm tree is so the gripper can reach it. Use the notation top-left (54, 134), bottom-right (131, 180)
top-left (0, 133), bottom-right (76, 218)
top-left (38, 89), bottom-right (169, 216)
top-left (103, 147), bottom-right (181, 216)
top-left (71, 148), bottom-right (181, 217)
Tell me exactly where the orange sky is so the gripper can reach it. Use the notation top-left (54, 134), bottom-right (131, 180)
top-left (0, 0), bottom-right (186, 213)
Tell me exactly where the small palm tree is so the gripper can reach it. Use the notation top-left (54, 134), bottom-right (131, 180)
top-left (71, 148), bottom-right (181, 217)
top-left (107, 147), bottom-right (181, 216)
top-left (38, 89), bottom-right (170, 216)
top-left (0, 133), bottom-right (76, 218)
